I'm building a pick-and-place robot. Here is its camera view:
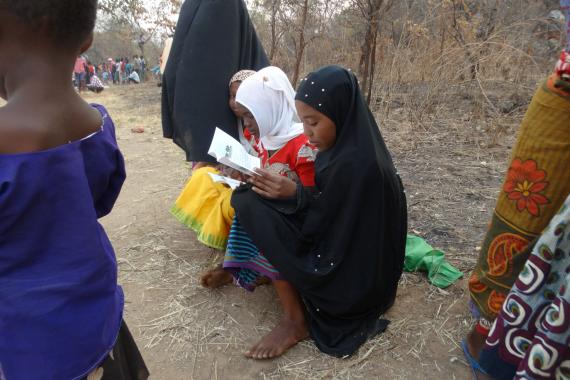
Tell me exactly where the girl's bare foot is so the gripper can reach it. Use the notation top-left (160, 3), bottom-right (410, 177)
top-left (255, 276), bottom-right (270, 286)
top-left (245, 318), bottom-right (308, 360)
top-left (200, 266), bottom-right (233, 288)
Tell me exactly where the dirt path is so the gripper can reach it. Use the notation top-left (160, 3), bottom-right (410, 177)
top-left (82, 82), bottom-right (523, 379)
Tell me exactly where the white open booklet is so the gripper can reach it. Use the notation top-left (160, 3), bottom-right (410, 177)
top-left (207, 127), bottom-right (261, 175)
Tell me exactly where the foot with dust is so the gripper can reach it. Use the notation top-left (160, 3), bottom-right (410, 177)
top-left (245, 318), bottom-right (309, 360)
top-left (466, 327), bottom-right (486, 361)
top-left (246, 279), bottom-right (309, 360)
top-left (200, 265), bottom-right (233, 288)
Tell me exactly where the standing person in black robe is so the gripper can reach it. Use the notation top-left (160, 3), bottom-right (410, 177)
top-left (231, 65), bottom-right (408, 359)
top-left (162, 0), bottom-right (269, 166)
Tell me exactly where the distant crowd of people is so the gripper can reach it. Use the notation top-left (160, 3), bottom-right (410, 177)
top-left (73, 55), bottom-right (150, 93)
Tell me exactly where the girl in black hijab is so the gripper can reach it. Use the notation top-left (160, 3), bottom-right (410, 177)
top-left (161, 0), bottom-right (269, 166)
top-left (231, 65), bottom-right (407, 359)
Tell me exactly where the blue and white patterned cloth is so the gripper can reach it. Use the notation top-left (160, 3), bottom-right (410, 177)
top-left (479, 193), bottom-right (570, 380)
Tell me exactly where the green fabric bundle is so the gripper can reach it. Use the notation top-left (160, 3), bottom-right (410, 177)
top-left (404, 234), bottom-right (463, 288)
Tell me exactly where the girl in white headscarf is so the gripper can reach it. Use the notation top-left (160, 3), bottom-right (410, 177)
top-left (232, 66), bottom-right (317, 183)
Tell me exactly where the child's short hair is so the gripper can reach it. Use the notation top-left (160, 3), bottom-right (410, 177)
top-left (0, 0), bottom-right (98, 48)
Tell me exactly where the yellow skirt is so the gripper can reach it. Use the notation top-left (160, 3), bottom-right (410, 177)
top-left (171, 167), bottom-right (235, 250)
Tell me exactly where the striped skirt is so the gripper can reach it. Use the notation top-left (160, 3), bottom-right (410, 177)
top-left (223, 217), bottom-right (280, 291)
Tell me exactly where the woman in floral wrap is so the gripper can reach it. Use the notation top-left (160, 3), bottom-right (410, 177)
top-left (463, 7), bottom-right (570, 375)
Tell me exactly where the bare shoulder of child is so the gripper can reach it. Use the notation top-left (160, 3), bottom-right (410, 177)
top-left (0, 5), bottom-right (102, 155)
top-left (0, 98), bottom-right (102, 155)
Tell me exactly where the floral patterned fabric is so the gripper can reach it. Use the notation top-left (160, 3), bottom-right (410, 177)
top-left (478, 194), bottom-right (570, 380)
top-left (255, 134), bottom-right (317, 187)
top-left (469, 75), bottom-right (570, 321)
top-left (503, 159), bottom-right (549, 217)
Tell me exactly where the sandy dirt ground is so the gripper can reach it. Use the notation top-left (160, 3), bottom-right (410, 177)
top-left (79, 80), bottom-right (532, 379)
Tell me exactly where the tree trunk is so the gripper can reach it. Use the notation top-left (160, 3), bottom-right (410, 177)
top-left (269, 0), bottom-right (279, 61)
top-left (358, 0), bottom-right (383, 99)
top-left (367, 25), bottom-right (379, 104)
top-left (137, 33), bottom-right (146, 57)
top-left (292, 0), bottom-right (309, 87)
top-left (358, 14), bottom-right (373, 93)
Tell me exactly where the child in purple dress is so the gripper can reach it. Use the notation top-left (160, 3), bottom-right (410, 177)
top-left (0, 1), bottom-right (148, 379)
